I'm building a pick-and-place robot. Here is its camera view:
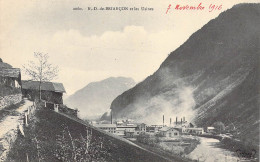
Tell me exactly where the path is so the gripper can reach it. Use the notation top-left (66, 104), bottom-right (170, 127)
top-left (0, 99), bottom-right (33, 161)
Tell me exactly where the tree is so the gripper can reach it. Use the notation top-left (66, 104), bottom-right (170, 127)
top-left (212, 121), bottom-right (225, 134)
top-left (55, 126), bottom-right (110, 161)
top-left (23, 52), bottom-right (59, 100)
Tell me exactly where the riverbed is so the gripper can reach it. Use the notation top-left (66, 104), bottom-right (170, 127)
top-left (187, 137), bottom-right (242, 162)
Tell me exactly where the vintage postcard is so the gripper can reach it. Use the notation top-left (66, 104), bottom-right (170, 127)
top-left (0, 0), bottom-right (259, 161)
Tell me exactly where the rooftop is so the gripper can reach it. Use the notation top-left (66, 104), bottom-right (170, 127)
top-left (186, 128), bottom-right (204, 130)
top-left (0, 68), bottom-right (21, 78)
top-left (93, 124), bottom-right (117, 128)
top-left (0, 60), bottom-right (12, 69)
top-left (21, 80), bottom-right (66, 93)
top-left (159, 127), bottom-right (180, 132)
top-left (117, 124), bottom-right (137, 128)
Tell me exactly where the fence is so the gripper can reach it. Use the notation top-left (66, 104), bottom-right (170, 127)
top-left (0, 100), bottom-right (35, 161)
top-left (24, 104), bottom-right (36, 127)
top-left (18, 104), bottom-right (36, 136)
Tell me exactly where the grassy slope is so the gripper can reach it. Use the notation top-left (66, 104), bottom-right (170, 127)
top-left (8, 107), bottom-right (186, 162)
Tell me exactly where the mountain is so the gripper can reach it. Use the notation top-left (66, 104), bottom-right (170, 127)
top-left (65, 77), bottom-right (135, 120)
top-left (110, 4), bottom-right (260, 143)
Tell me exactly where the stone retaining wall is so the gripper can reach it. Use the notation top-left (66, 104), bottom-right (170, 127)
top-left (0, 125), bottom-right (20, 161)
top-left (0, 94), bottom-right (22, 110)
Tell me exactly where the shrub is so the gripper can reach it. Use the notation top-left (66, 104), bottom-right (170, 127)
top-left (0, 84), bottom-right (21, 97)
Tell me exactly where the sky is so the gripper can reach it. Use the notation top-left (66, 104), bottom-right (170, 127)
top-left (0, 0), bottom-right (259, 95)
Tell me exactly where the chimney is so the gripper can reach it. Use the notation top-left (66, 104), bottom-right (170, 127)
top-left (176, 117), bottom-right (178, 125)
top-left (163, 115), bottom-right (164, 126)
top-left (181, 118), bottom-right (183, 125)
top-left (183, 117), bottom-right (185, 122)
top-left (111, 110), bottom-right (113, 124)
top-left (170, 118), bottom-right (172, 125)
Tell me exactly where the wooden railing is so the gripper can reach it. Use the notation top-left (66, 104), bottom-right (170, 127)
top-left (23, 105), bottom-right (36, 127)
top-left (18, 103), bottom-right (36, 136)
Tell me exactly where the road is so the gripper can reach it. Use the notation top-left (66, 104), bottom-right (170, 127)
top-left (0, 99), bottom-right (33, 138)
top-left (0, 99), bottom-right (33, 161)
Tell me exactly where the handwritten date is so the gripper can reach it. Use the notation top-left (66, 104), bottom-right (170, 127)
top-left (166, 3), bottom-right (222, 13)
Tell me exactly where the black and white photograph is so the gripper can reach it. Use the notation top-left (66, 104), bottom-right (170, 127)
top-left (0, 0), bottom-right (259, 161)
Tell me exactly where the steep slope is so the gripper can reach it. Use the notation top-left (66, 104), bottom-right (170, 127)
top-left (110, 4), bottom-right (259, 142)
top-left (65, 77), bottom-right (135, 119)
top-left (8, 107), bottom-right (183, 162)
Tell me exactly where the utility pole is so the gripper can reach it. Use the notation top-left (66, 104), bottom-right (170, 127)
top-left (163, 115), bottom-right (164, 126)
top-left (111, 110), bottom-right (113, 124)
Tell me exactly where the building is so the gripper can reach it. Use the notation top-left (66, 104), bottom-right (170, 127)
top-left (93, 124), bottom-right (117, 134)
top-left (125, 129), bottom-right (135, 138)
top-left (159, 127), bottom-right (180, 137)
top-left (0, 59), bottom-right (21, 95)
top-left (136, 123), bottom-right (147, 135)
top-left (21, 80), bottom-right (66, 110)
top-left (184, 128), bottom-right (204, 135)
top-left (116, 124), bottom-right (137, 137)
top-left (0, 68), bottom-right (21, 89)
top-left (116, 121), bottom-right (124, 125)
top-left (207, 127), bottom-right (215, 133)
top-left (146, 125), bottom-right (163, 133)
top-left (22, 80), bottom-right (65, 103)
top-left (0, 59), bottom-right (22, 109)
